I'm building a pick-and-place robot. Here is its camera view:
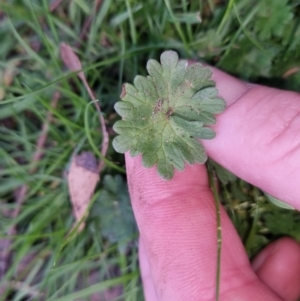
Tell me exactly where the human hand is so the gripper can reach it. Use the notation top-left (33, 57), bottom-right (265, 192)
top-left (125, 67), bottom-right (300, 301)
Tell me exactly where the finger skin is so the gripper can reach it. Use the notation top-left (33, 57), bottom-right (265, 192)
top-left (139, 239), bottom-right (160, 301)
top-left (140, 234), bottom-right (300, 301)
top-left (204, 69), bottom-right (300, 209)
top-left (252, 237), bottom-right (300, 301)
top-left (126, 155), bottom-right (282, 301)
top-left (125, 67), bottom-right (300, 300)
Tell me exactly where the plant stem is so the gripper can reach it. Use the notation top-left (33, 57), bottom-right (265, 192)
top-left (245, 187), bottom-right (260, 254)
top-left (208, 167), bottom-right (222, 301)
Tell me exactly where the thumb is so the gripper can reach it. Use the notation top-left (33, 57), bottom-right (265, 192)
top-left (126, 154), bottom-right (281, 301)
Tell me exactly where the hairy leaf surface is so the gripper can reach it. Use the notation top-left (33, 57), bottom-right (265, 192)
top-left (113, 50), bottom-right (225, 180)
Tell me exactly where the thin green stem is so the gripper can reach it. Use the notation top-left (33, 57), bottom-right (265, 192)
top-left (216, 0), bottom-right (235, 36)
top-left (245, 188), bottom-right (260, 253)
top-left (208, 166), bottom-right (222, 301)
top-left (125, 0), bottom-right (137, 45)
top-left (119, 251), bottom-right (130, 301)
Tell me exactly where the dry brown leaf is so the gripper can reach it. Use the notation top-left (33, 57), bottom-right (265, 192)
top-left (60, 43), bottom-right (85, 81)
top-left (61, 43), bottom-right (109, 232)
top-left (282, 66), bottom-right (300, 78)
top-left (68, 152), bottom-right (99, 232)
top-left (49, 0), bottom-right (64, 11)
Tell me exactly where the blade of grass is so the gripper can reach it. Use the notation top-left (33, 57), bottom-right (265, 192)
top-left (163, 0), bottom-right (189, 53)
top-left (125, 0), bottom-right (137, 45)
top-left (216, 0), bottom-right (235, 36)
top-left (49, 273), bottom-right (138, 301)
top-left (233, 4), bottom-right (268, 54)
top-left (6, 16), bottom-right (46, 67)
top-left (217, 4), bottom-right (260, 66)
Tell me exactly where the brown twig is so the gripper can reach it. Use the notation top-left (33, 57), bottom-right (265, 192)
top-left (75, 0), bottom-right (103, 48)
top-left (0, 92), bottom-right (60, 293)
top-left (282, 66), bottom-right (300, 78)
top-left (60, 43), bottom-right (109, 172)
top-left (49, 0), bottom-right (65, 11)
top-left (61, 43), bottom-right (108, 233)
top-left (33, 92), bottom-right (60, 167)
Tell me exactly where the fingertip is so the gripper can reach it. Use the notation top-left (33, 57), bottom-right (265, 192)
top-left (125, 153), bottom-right (209, 208)
top-left (252, 237), bottom-right (300, 301)
top-left (211, 67), bottom-right (251, 107)
top-left (126, 153), bottom-right (283, 301)
top-left (139, 239), bottom-right (159, 301)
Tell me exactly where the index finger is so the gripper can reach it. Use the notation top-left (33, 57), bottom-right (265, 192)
top-left (203, 67), bottom-right (300, 209)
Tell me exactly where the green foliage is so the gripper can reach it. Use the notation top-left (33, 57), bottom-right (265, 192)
top-left (208, 159), bottom-right (236, 185)
top-left (217, 0), bottom-right (300, 83)
top-left (253, 0), bottom-right (293, 40)
top-left (219, 37), bottom-right (277, 79)
top-left (113, 51), bottom-right (225, 180)
top-left (93, 175), bottom-right (137, 254)
top-left (264, 208), bottom-right (300, 241)
top-left (273, 44), bottom-right (300, 76)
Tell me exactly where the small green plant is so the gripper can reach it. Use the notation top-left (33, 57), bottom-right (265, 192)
top-left (113, 50), bottom-right (225, 179)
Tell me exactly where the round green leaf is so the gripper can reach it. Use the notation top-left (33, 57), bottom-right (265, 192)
top-left (113, 50), bottom-right (226, 180)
